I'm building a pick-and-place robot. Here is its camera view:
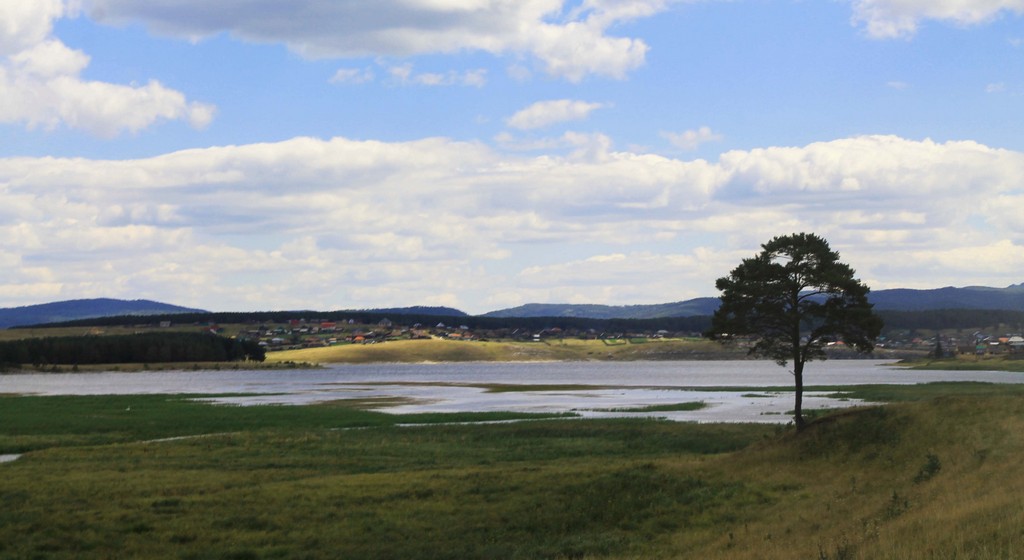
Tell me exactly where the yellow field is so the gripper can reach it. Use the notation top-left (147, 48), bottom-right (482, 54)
top-left (265, 337), bottom-right (732, 364)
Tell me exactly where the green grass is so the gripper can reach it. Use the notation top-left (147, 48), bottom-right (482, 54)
top-left (681, 382), bottom-right (1024, 404)
top-left (0, 395), bottom-right (772, 559)
top-left (592, 401), bottom-right (707, 413)
top-left (480, 383), bottom-right (615, 393)
top-left (0, 394), bottom-right (572, 454)
top-left (4, 385), bottom-right (1024, 558)
top-left (824, 381), bottom-right (1024, 402)
top-left (899, 354), bottom-right (1024, 372)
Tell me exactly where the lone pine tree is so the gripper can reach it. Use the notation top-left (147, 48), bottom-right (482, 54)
top-left (708, 233), bottom-right (883, 430)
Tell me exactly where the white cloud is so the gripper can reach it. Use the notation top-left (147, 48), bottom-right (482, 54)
top-left (522, 19), bottom-right (649, 81)
top-left (385, 62), bottom-right (487, 87)
top-left (0, 1), bottom-right (214, 136)
top-left (1, 134), bottom-right (1023, 311)
top-left (330, 67), bottom-right (375, 84)
top-left (986, 82), bottom-right (1007, 93)
top-left (851, 0), bottom-right (1024, 38)
top-left (514, 251), bottom-right (720, 304)
top-left (495, 130), bottom-right (611, 152)
top-left (0, 0), bottom-right (67, 55)
top-left (506, 99), bottom-right (607, 130)
top-left (661, 126), bottom-right (723, 151)
top-left (86, 0), bottom-right (662, 81)
top-left (715, 135), bottom-right (1023, 203)
top-left (567, 0), bottom-right (672, 28)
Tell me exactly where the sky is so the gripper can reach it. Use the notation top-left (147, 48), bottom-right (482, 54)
top-left (1, 0), bottom-right (1023, 314)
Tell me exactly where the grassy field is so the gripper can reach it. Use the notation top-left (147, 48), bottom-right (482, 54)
top-left (0, 328), bottom-right (746, 368)
top-left (0, 324), bottom-right (924, 368)
top-left (899, 353), bottom-right (1024, 372)
top-left (266, 337), bottom-right (741, 364)
top-left (4, 383), bottom-right (1024, 558)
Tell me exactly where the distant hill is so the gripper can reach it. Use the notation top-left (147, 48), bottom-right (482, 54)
top-left (483, 298), bottom-right (721, 319)
top-left (482, 284), bottom-right (1024, 319)
top-left (0, 298), bottom-right (207, 329)
top-left (6, 283), bottom-right (1021, 327)
top-left (870, 284), bottom-right (1024, 311)
top-left (355, 306), bottom-right (468, 317)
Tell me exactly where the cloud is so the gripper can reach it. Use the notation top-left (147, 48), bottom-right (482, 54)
top-left (386, 63), bottom-right (487, 87)
top-left (0, 0), bottom-right (66, 54)
top-left (851, 0), bottom-right (1024, 38)
top-left (506, 99), bottom-right (608, 130)
top-left (661, 126), bottom-right (723, 151)
top-left (511, 250), bottom-right (729, 305)
top-left (0, 1), bottom-right (214, 136)
top-left (494, 130), bottom-right (611, 152)
top-left (714, 135), bottom-right (1022, 203)
top-left (86, 0), bottom-right (663, 81)
top-left (1, 134), bottom-right (1022, 311)
top-left (329, 67), bottom-right (375, 84)
top-left (330, 62), bottom-right (488, 88)
top-left (986, 82), bottom-right (1006, 93)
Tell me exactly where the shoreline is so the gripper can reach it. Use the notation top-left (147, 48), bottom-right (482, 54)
top-left (8, 348), bottom-right (1023, 374)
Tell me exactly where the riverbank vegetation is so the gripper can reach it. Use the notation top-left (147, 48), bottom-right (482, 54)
top-left (7, 307), bottom-right (1022, 368)
top-left (0, 332), bottom-right (264, 370)
top-left (899, 353), bottom-right (1024, 372)
top-left (3, 383), bottom-right (1024, 558)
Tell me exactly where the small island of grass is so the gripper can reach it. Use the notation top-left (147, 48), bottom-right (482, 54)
top-left (899, 353), bottom-right (1024, 373)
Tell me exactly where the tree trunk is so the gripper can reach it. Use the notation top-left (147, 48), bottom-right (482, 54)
top-left (790, 288), bottom-right (805, 431)
top-left (793, 359), bottom-right (805, 431)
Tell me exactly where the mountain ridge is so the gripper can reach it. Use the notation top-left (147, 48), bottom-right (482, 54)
top-left (0, 298), bottom-right (207, 329)
top-left (481, 298), bottom-right (720, 319)
top-left (2, 283), bottom-right (1021, 327)
top-left (353, 306), bottom-right (468, 317)
top-left (483, 284), bottom-right (1024, 319)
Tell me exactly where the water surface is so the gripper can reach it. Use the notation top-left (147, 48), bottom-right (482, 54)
top-left (3, 360), bottom-right (1020, 423)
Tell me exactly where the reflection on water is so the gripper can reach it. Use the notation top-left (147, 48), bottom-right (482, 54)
top-left (3, 360), bottom-right (1022, 424)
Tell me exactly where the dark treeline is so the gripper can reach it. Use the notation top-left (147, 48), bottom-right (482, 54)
top-left (0, 332), bottom-right (265, 367)
top-left (23, 308), bottom-right (1024, 337)
top-left (434, 314), bottom-right (714, 334)
top-left (877, 309), bottom-right (1024, 333)
top-left (33, 311), bottom-right (714, 335)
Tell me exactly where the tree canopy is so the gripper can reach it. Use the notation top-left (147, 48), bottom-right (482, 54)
top-left (708, 233), bottom-right (883, 429)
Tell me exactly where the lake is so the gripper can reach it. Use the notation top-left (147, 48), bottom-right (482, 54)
top-left (3, 360), bottom-right (1022, 423)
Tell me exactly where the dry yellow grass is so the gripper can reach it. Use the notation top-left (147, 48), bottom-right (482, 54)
top-left (265, 337), bottom-right (730, 364)
top-left (266, 338), bottom-right (524, 363)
